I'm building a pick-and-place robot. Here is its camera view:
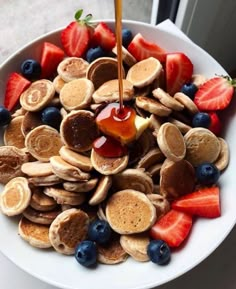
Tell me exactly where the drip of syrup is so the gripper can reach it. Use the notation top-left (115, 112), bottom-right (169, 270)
top-left (93, 135), bottom-right (127, 157)
top-left (93, 0), bottom-right (137, 157)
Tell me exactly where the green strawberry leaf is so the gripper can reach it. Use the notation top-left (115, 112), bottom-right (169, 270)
top-left (74, 9), bottom-right (83, 21)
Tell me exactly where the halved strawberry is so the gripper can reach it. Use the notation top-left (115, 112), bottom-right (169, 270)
top-left (172, 186), bottom-right (221, 218)
top-left (127, 33), bottom-right (166, 62)
top-left (194, 77), bottom-right (235, 110)
top-left (4, 72), bottom-right (31, 111)
top-left (92, 22), bottom-right (116, 51)
top-left (165, 52), bottom-right (193, 96)
top-left (61, 9), bottom-right (94, 57)
top-left (150, 209), bottom-right (192, 248)
top-left (208, 111), bottom-right (221, 136)
top-left (40, 42), bottom-right (65, 79)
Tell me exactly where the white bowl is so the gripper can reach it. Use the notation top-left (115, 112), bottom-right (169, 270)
top-left (0, 20), bottom-right (236, 289)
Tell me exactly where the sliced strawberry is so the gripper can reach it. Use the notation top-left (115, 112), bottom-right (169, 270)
top-left (92, 22), bottom-right (116, 51)
top-left (4, 72), bottom-right (31, 111)
top-left (165, 52), bottom-right (193, 96)
top-left (150, 209), bottom-right (192, 248)
top-left (208, 111), bottom-right (221, 136)
top-left (127, 33), bottom-right (166, 62)
top-left (172, 186), bottom-right (221, 218)
top-left (40, 42), bottom-right (65, 79)
top-left (194, 77), bottom-right (234, 110)
top-left (61, 10), bottom-right (94, 57)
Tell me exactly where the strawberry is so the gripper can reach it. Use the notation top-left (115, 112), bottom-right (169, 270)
top-left (4, 72), bottom-right (31, 111)
top-left (127, 33), bottom-right (166, 62)
top-left (61, 9), bottom-right (94, 57)
top-left (150, 209), bottom-right (192, 248)
top-left (172, 186), bottom-right (221, 218)
top-left (194, 77), bottom-right (235, 110)
top-left (40, 42), bottom-right (65, 79)
top-left (92, 22), bottom-right (116, 51)
top-left (165, 52), bottom-right (193, 96)
top-left (208, 111), bottom-right (221, 136)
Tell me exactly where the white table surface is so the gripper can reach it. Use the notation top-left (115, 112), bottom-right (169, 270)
top-left (1, 2), bottom-right (236, 288)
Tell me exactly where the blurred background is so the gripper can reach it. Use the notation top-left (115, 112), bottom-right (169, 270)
top-left (1, 0), bottom-right (236, 74)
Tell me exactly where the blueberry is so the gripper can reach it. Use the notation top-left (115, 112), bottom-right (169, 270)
top-left (192, 112), bottom-right (211, 128)
top-left (181, 83), bottom-right (198, 99)
top-left (86, 46), bottom-right (106, 63)
top-left (147, 240), bottom-right (171, 265)
top-left (0, 106), bottom-right (11, 126)
top-left (88, 219), bottom-right (111, 244)
top-left (21, 59), bottom-right (41, 80)
top-left (41, 106), bottom-right (62, 129)
top-left (122, 29), bottom-right (133, 48)
top-left (75, 240), bottom-right (97, 267)
top-left (196, 163), bottom-right (220, 185)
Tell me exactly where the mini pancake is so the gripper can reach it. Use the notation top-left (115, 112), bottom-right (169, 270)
top-left (21, 111), bottom-right (43, 136)
top-left (146, 194), bottom-right (170, 220)
top-left (0, 177), bottom-right (31, 216)
top-left (28, 174), bottom-right (62, 187)
top-left (60, 110), bottom-right (99, 152)
top-left (91, 148), bottom-right (128, 175)
top-left (174, 92), bottom-right (199, 115)
top-left (97, 233), bottom-right (128, 264)
top-left (59, 78), bottom-right (94, 110)
top-left (53, 75), bottom-right (66, 93)
top-left (11, 107), bottom-right (27, 118)
top-left (59, 146), bottom-right (93, 172)
top-left (168, 117), bottom-right (192, 134)
top-left (49, 208), bottom-right (89, 255)
top-left (149, 114), bottom-right (164, 132)
top-left (112, 168), bottom-right (154, 194)
top-left (23, 206), bottom-right (61, 225)
top-left (184, 127), bottom-right (221, 166)
top-left (30, 187), bottom-right (57, 211)
top-left (92, 79), bottom-right (134, 104)
top-left (4, 116), bottom-right (25, 148)
top-left (152, 88), bottom-right (184, 111)
top-left (21, 161), bottom-right (53, 177)
top-left (25, 125), bottom-right (63, 162)
top-left (135, 96), bottom-right (172, 117)
top-left (120, 233), bottom-right (150, 262)
top-left (18, 217), bottom-right (51, 249)
top-left (214, 137), bottom-right (229, 171)
top-left (20, 79), bottom-right (55, 111)
top-left (136, 147), bottom-right (165, 170)
top-left (157, 122), bottom-right (186, 162)
top-left (63, 178), bottom-right (98, 193)
top-left (86, 57), bottom-right (125, 90)
top-left (57, 57), bottom-right (89, 82)
top-left (160, 158), bottom-right (195, 200)
top-left (126, 57), bottom-right (162, 88)
top-left (112, 45), bottom-right (137, 66)
top-left (88, 176), bottom-right (112, 206)
top-left (0, 146), bottom-right (29, 184)
top-left (50, 156), bottom-right (90, 181)
top-left (106, 189), bottom-right (156, 234)
top-left (44, 186), bottom-right (86, 206)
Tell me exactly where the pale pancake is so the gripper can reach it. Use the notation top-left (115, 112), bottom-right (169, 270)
top-left (153, 88), bottom-right (184, 111)
top-left (30, 187), bottom-right (57, 211)
top-left (21, 161), bottom-right (53, 177)
top-left (88, 176), bottom-right (112, 205)
top-left (4, 116), bottom-right (25, 148)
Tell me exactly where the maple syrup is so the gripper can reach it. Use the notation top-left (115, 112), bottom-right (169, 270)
top-left (93, 0), bottom-right (137, 157)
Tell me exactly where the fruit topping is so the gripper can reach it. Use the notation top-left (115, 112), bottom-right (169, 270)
top-left (88, 219), bottom-right (112, 244)
top-left (21, 59), bottom-right (42, 80)
top-left (40, 42), bottom-right (65, 78)
top-left (75, 240), bottom-right (97, 267)
top-left (194, 76), bottom-right (235, 110)
top-left (208, 111), bottom-right (222, 136)
top-left (4, 72), bottom-right (31, 111)
top-left (165, 52), bottom-right (193, 96)
top-left (128, 33), bottom-right (166, 62)
top-left (147, 239), bottom-right (171, 265)
top-left (92, 22), bottom-right (116, 51)
top-left (41, 106), bottom-right (62, 130)
top-left (180, 82), bottom-right (198, 99)
top-left (172, 186), bottom-right (221, 218)
top-left (195, 162), bottom-right (220, 185)
top-left (122, 28), bottom-right (133, 48)
top-left (0, 106), bottom-right (11, 126)
top-left (192, 112), bottom-right (211, 128)
top-left (150, 209), bottom-right (192, 248)
top-left (61, 9), bottom-right (93, 58)
top-left (86, 46), bottom-right (106, 63)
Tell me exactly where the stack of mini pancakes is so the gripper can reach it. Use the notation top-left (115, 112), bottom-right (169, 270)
top-left (0, 52), bottom-right (229, 264)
